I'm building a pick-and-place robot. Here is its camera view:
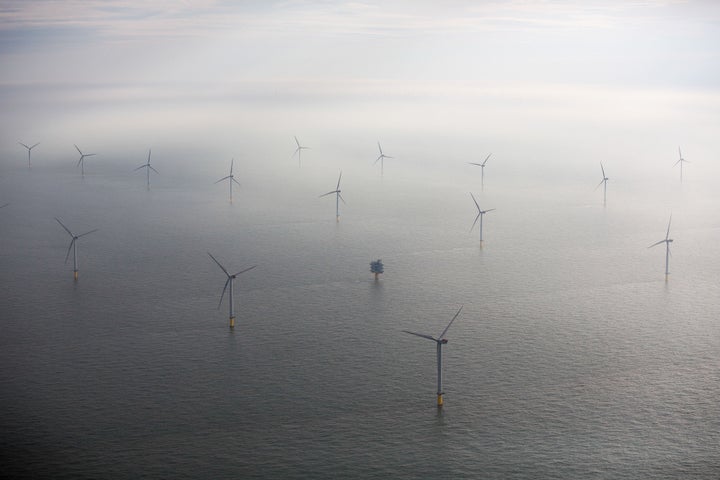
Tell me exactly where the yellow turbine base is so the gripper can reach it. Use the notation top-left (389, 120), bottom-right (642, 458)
top-left (73, 271), bottom-right (78, 280)
top-left (437, 394), bottom-right (444, 407)
top-left (229, 317), bottom-right (235, 328)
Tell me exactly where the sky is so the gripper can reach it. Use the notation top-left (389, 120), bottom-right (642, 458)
top-left (1, 0), bottom-right (719, 183)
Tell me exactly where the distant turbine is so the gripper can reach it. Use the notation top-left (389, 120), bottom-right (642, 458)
top-left (648, 215), bottom-right (674, 278)
top-left (291, 136), bottom-right (310, 167)
top-left (319, 171), bottom-right (345, 221)
top-left (208, 252), bottom-right (256, 329)
top-left (134, 149), bottom-right (159, 190)
top-left (470, 192), bottom-right (495, 244)
top-left (19, 142), bottom-right (39, 169)
top-left (0, 203), bottom-right (10, 209)
top-left (215, 158), bottom-right (241, 203)
top-left (673, 147), bottom-right (689, 183)
top-left (74, 144), bottom-right (96, 177)
top-left (469, 153), bottom-right (491, 190)
top-left (374, 142), bottom-right (393, 176)
top-left (403, 305), bottom-right (463, 407)
top-left (55, 217), bottom-right (98, 280)
top-left (595, 162), bottom-right (609, 206)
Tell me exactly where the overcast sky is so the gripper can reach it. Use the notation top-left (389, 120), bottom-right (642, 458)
top-left (1, 1), bottom-right (719, 180)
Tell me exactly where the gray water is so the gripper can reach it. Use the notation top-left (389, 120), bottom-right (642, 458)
top-left (1, 162), bottom-right (719, 479)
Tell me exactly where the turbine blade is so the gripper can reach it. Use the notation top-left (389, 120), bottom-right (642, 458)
top-left (85, 153), bottom-right (96, 157)
top-left (374, 156), bottom-right (382, 164)
top-left (338, 193), bottom-right (347, 205)
top-left (319, 191), bottom-right (336, 198)
top-left (148, 149), bottom-right (152, 162)
top-left (230, 158), bottom-right (234, 175)
top-left (336, 171), bottom-right (342, 190)
top-left (470, 213), bottom-right (481, 232)
top-left (218, 278), bottom-right (230, 309)
top-left (673, 159), bottom-right (681, 167)
top-left (233, 265), bottom-right (257, 276)
top-left (468, 162), bottom-right (482, 167)
top-left (19, 142), bottom-right (29, 149)
top-left (31, 142), bottom-right (40, 149)
top-left (470, 192), bottom-right (480, 211)
top-left (134, 164), bottom-right (147, 171)
top-left (402, 330), bottom-right (437, 342)
top-left (482, 153), bottom-right (492, 166)
top-left (666, 215), bottom-right (672, 240)
top-left (55, 217), bottom-right (74, 236)
top-left (648, 239), bottom-right (665, 249)
top-left (595, 179), bottom-right (605, 190)
top-left (439, 305), bottom-right (463, 340)
top-left (232, 178), bottom-right (242, 187)
top-left (215, 176), bottom-right (231, 184)
top-left (295, 136), bottom-right (300, 148)
top-left (207, 252), bottom-right (230, 277)
top-left (74, 144), bottom-right (82, 155)
top-left (484, 208), bottom-right (496, 213)
top-left (64, 239), bottom-right (75, 264)
top-left (76, 157), bottom-right (84, 167)
top-left (149, 166), bottom-right (159, 174)
top-left (77, 228), bottom-right (98, 238)
top-left (600, 162), bottom-right (605, 178)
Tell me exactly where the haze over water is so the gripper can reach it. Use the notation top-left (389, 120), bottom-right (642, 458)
top-left (2, 2), bottom-right (720, 478)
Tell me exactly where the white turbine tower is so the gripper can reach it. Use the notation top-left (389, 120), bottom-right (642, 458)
top-left (208, 252), bottom-right (256, 329)
top-left (319, 171), bottom-right (345, 222)
top-left (215, 158), bottom-right (241, 203)
top-left (596, 162), bottom-right (609, 206)
top-left (55, 218), bottom-right (98, 280)
top-left (19, 142), bottom-right (39, 169)
top-left (291, 136), bottom-right (310, 167)
top-left (469, 153), bottom-right (491, 190)
top-left (648, 215), bottom-right (674, 279)
top-left (403, 305), bottom-right (463, 407)
top-left (74, 144), bottom-right (96, 177)
top-left (134, 149), bottom-right (159, 190)
top-left (374, 142), bottom-right (393, 176)
top-left (674, 147), bottom-right (690, 183)
top-left (470, 192), bottom-right (495, 244)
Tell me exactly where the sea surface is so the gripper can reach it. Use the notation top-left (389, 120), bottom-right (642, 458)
top-left (1, 160), bottom-right (719, 479)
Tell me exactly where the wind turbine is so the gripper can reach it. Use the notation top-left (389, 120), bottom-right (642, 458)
top-left (648, 215), bottom-right (674, 279)
top-left (215, 158), bottom-right (241, 203)
top-left (55, 218), bottom-right (98, 280)
top-left (134, 149), bottom-right (158, 190)
top-left (74, 144), bottom-right (96, 177)
top-left (374, 142), bottom-right (393, 176)
top-left (0, 203), bottom-right (9, 209)
top-left (19, 142), bottom-right (39, 168)
top-left (469, 153), bottom-right (491, 190)
top-left (674, 147), bottom-right (689, 183)
top-left (208, 252), bottom-right (256, 329)
top-left (319, 171), bottom-right (345, 221)
top-left (403, 305), bottom-right (463, 407)
top-left (470, 192), bottom-right (495, 244)
top-left (596, 162), bottom-right (609, 206)
top-left (291, 136), bottom-right (310, 167)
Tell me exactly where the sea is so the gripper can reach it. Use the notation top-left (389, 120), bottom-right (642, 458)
top-left (1, 145), bottom-right (719, 479)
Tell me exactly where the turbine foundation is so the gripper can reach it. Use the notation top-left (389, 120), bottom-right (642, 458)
top-left (229, 316), bottom-right (235, 329)
top-left (437, 393), bottom-right (444, 407)
top-left (73, 270), bottom-right (78, 281)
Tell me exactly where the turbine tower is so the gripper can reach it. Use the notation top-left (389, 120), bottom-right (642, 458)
top-left (403, 305), bottom-right (463, 407)
top-left (134, 149), bottom-right (159, 190)
top-left (208, 252), bottom-right (256, 329)
top-left (291, 136), bottom-right (310, 167)
top-left (55, 218), bottom-right (98, 280)
top-left (469, 153), bottom-right (491, 190)
top-left (74, 144), bottom-right (96, 177)
top-left (596, 162), bottom-right (609, 206)
top-left (674, 147), bottom-right (689, 183)
top-left (215, 158), bottom-right (241, 203)
top-left (375, 142), bottom-right (393, 176)
top-left (648, 215), bottom-right (674, 279)
top-left (319, 171), bottom-right (345, 222)
top-left (19, 142), bottom-right (39, 169)
top-left (470, 192), bottom-right (495, 244)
